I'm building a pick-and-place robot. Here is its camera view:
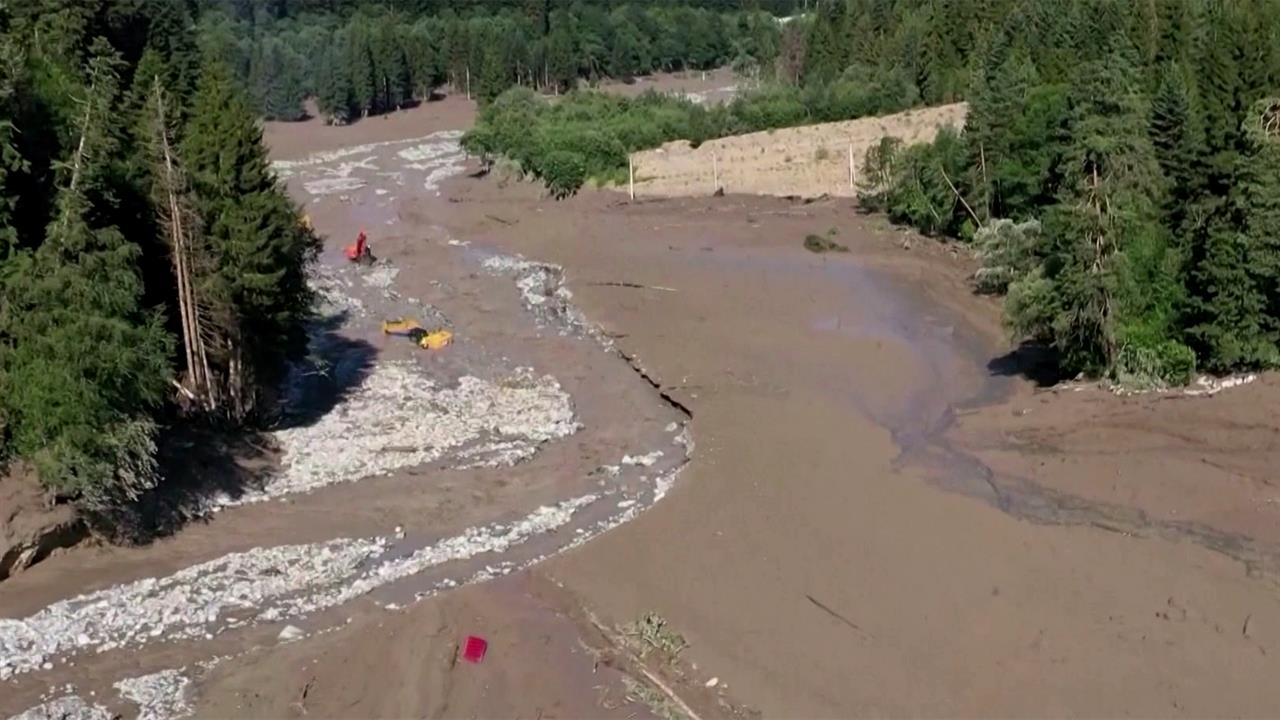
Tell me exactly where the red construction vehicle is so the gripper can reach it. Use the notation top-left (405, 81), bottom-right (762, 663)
top-left (344, 229), bottom-right (374, 264)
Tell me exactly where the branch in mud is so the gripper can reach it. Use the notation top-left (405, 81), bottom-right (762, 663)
top-left (583, 609), bottom-right (705, 720)
top-left (587, 282), bottom-right (678, 292)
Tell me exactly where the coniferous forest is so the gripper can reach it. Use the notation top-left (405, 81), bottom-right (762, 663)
top-left (0, 1), bottom-right (318, 533)
top-left (197, 0), bottom-right (799, 121)
top-left (851, 0), bottom-right (1280, 386)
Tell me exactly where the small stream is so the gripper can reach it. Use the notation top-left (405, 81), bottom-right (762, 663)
top-left (818, 253), bottom-right (1280, 580)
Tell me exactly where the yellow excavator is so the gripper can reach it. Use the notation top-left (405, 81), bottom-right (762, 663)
top-left (382, 318), bottom-right (453, 350)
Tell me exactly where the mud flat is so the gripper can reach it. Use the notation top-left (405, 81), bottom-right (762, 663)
top-left (404, 179), bottom-right (1280, 717)
top-left (187, 168), bottom-right (1280, 717)
top-left (1, 110), bottom-right (688, 718)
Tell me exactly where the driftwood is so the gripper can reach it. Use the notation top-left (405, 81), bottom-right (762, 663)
top-left (587, 281), bottom-right (678, 292)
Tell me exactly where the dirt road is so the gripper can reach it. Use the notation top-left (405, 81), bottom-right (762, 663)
top-left (6, 94), bottom-right (1280, 719)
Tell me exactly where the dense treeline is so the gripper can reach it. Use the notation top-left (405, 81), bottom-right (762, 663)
top-left (859, 0), bottom-right (1280, 385)
top-left (462, 0), bottom-right (952, 198)
top-left (193, 0), bottom-right (805, 20)
top-left (201, 2), bottom-right (790, 123)
top-left (0, 1), bottom-right (316, 531)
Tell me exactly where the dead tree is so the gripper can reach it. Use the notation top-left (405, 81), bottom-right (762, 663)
top-left (146, 77), bottom-right (218, 413)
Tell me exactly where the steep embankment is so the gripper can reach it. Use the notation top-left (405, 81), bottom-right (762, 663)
top-left (631, 102), bottom-right (968, 198)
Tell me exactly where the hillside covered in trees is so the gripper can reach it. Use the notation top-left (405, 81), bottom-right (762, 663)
top-left (463, 0), bottom-right (986, 200)
top-left (197, 0), bottom-right (799, 122)
top-left (0, 1), bottom-right (316, 534)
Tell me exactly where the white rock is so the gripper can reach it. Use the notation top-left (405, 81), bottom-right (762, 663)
top-left (115, 669), bottom-right (193, 720)
top-left (8, 696), bottom-right (112, 720)
top-left (277, 625), bottom-right (305, 642)
top-left (622, 451), bottom-right (664, 467)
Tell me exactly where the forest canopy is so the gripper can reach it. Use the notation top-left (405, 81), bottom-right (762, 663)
top-left (851, 0), bottom-right (1280, 386)
top-left (0, 0), bottom-right (316, 534)
top-left (198, 1), bottom-right (794, 122)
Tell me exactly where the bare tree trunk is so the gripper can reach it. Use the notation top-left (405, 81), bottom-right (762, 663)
top-left (150, 78), bottom-right (217, 412)
top-left (56, 62), bottom-right (102, 239)
top-left (229, 343), bottom-right (246, 421)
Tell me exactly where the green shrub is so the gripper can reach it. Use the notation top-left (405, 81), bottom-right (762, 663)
top-left (803, 233), bottom-right (848, 253)
top-left (540, 150), bottom-right (586, 199)
top-left (1114, 339), bottom-right (1197, 389)
top-left (972, 218), bottom-right (1042, 294)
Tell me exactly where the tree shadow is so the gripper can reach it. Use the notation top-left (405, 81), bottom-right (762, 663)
top-left (274, 311), bottom-right (379, 431)
top-left (112, 425), bottom-right (281, 541)
top-left (101, 314), bottom-right (378, 542)
top-left (987, 341), bottom-right (1064, 387)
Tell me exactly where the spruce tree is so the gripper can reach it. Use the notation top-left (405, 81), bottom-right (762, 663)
top-left (374, 18), bottom-right (410, 112)
top-left (182, 61), bottom-right (317, 419)
top-left (406, 21), bottom-right (443, 99)
top-left (250, 37), bottom-right (305, 121)
top-left (142, 76), bottom-right (221, 411)
top-left (316, 41), bottom-right (353, 124)
top-left (0, 36), bottom-right (25, 260)
top-left (1243, 99), bottom-right (1280, 353)
top-left (1148, 61), bottom-right (1207, 234)
top-left (144, 0), bottom-right (200, 106)
top-left (1009, 40), bottom-right (1184, 381)
top-left (966, 42), bottom-right (1037, 220)
top-left (0, 41), bottom-right (171, 511)
top-left (801, 1), bottom-right (842, 85)
top-left (1194, 5), bottom-right (1244, 194)
top-left (1189, 98), bottom-right (1280, 369)
top-left (346, 22), bottom-right (376, 115)
top-left (476, 30), bottom-right (510, 103)
top-left (545, 24), bottom-right (576, 92)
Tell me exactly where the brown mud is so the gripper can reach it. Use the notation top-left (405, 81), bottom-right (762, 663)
top-left (5, 95), bottom-right (1280, 719)
top-left (403, 180), bottom-right (1280, 717)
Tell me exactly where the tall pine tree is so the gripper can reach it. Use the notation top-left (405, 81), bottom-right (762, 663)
top-left (1188, 98), bottom-right (1280, 369)
top-left (182, 61), bottom-right (317, 420)
top-left (1009, 39), bottom-right (1187, 382)
top-left (1148, 61), bottom-right (1207, 235)
top-left (0, 40), bottom-right (171, 511)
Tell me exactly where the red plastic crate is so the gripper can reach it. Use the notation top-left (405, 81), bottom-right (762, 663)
top-left (461, 635), bottom-right (488, 664)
